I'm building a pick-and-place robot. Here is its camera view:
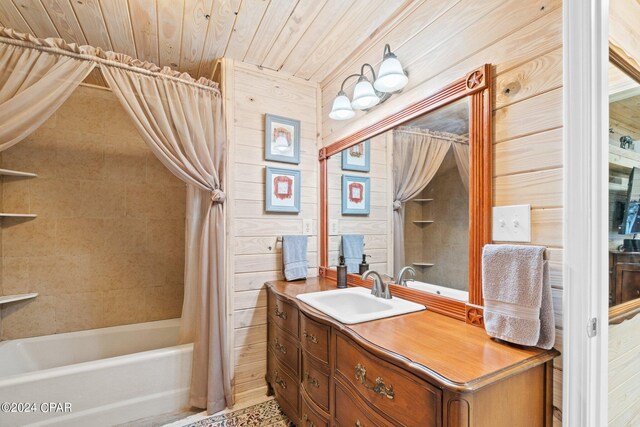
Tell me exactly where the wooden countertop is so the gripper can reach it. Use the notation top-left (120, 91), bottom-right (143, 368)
top-left (267, 277), bottom-right (559, 392)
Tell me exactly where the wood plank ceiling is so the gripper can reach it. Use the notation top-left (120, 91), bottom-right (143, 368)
top-left (611, 94), bottom-right (640, 140)
top-left (0, 0), bottom-right (409, 83)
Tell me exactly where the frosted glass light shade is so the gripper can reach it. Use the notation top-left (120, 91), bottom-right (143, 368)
top-left (329, 92), bottom-right (355, 120)
top-left (374, 54), bottom-right (408, 92)
top-left (351, 77), bottom-right (380, 110)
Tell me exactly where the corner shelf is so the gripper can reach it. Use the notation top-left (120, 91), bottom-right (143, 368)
top-left (0, 168), bottom-right (37, 178)
top-left (412, 220), bottom-right (434, 225)
top-left (0, 293), bottom-right (38, 305)
top-left (412, 262), bottom-right (434, 267)
top-left (412, 198), bottom-right (434, 202)
top-left (0, 213), bottom-right (37, 218)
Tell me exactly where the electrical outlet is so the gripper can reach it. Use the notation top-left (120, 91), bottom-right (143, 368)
top-left (329, 219), bottom-right (339, 235)
top-left (302, 219), bottom-right (313, 235)
top-left (492, 205), bottom-right (531, 242)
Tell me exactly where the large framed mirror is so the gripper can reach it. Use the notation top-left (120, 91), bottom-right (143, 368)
top-left (608, 42), bottom-right (640, 323)
top-left (319, 65), bottom-right (492, 326)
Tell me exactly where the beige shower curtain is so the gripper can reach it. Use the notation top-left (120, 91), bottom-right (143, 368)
top-left (0, 43), bottom-right (95, 151)
top-left (0, 26), bottom-right (231, 414)
top-left (452, 142), bottom-right (470, 192)
top-left (392, 128), bottom-right (452, 278)
top-left (101, 67), bottom-right (230, 413)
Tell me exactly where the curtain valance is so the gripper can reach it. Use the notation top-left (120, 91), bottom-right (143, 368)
top-left (395, 126), bottom-right (470, 191)
top-left (0, 26), bottom-right (220, 93)
top-left (394, 126), bottom-right (469, 144)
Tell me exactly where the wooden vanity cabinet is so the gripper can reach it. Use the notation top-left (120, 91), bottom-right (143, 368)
top-left (334, 332), bottom-right (441, 426)
top-left (610, 252), bottom-right (640, 306)
top-left (266, 291), bottom-right (300, 422)
top-left (302, 391), bottom-right (330, 427)
top-left (266, 280), bottom-right (557, 427)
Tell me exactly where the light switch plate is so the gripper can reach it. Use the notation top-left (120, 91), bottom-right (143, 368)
top-left (492, 205), bottom-right (531, 242)
top-left (302, 219), bottom-right (313, 235)
top-left (329, 219), bottom-right (339, 235)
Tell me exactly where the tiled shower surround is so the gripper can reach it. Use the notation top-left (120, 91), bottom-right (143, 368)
top-left (0, 85), bottom-right (186, 340)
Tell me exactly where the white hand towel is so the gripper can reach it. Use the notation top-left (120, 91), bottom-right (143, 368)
top-left (482, 244), bottom-right (555, 349)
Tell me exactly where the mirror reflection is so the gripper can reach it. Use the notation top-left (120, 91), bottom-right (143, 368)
top-left (608, 60), bottom-right (640, 307)
top-left (327, 98), bottom-right (470, 301)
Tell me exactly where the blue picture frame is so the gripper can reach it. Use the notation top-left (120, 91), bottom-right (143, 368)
top-left (341, 140), bottom-right (370, 172)
top-left (265, 114), bottom-right (301, 164)
top-left (265, 167), bottom-right (301, 213)
top-left (342, 175), bottom-right (370, 215)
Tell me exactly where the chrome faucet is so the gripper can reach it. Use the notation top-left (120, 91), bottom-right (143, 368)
top-left (361, 270), bottom-right (392, 299)
top-left (397, 266), bottom-right (416, 287)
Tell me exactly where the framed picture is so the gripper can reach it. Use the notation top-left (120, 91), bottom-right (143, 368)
top-left (266, 167), bottom-right (301, 213)
top-left (342, 175), bottom-right (370, 215)
top-left (265, 114), bottom-right (300, 164)
top-left (341, 140), bottom-right (370, 172)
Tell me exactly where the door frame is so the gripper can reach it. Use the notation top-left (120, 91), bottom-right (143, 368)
top-left (563, 0), bottom-right (609, 425)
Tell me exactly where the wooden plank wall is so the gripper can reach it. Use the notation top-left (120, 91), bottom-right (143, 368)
top-left (610, 0), bottom-right (640, 63)
top-left (326, 133), bottom-right (393, 274)
top-left (222, 60), bottom-right (320, 402)
top-left (609, 314), bottom-right (640, 426)
top-left (319, 1), bottom-right (564, 423)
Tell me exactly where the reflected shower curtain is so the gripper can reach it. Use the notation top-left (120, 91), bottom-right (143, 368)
top-left (452, 142), bottom-right (470, 192)
top-left (101, 67), bottom-right (230, 414)
top-left (392, 128), bottom-right (452, 278)
top-left (0, 42), bottom-right (95, 151)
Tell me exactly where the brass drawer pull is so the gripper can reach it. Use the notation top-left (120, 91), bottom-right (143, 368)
top-left (274, 306), bottom-right (288, 320)
top-left (354, 363), bottom-right (395, 400)
top-left (303, 330), bottom-right (318, 344)
top-left (274, 371), bottom-right (287, 390)
top-left (304, 371), bottom-right (320, 388)
top-left (303, 414), bottom-right (316, 427)
top-left (274, 338), bottom-right (287, 354)
top-left (355, 420), bottom-right (364, 427)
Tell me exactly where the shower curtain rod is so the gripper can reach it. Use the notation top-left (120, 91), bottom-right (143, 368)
top-left (0, 31), bottom-right (219, 94)
top-left (393, 128), bottom-right (469, 144)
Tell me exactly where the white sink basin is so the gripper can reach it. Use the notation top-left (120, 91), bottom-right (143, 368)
top-left (296, 287), bottom-right (425, 324)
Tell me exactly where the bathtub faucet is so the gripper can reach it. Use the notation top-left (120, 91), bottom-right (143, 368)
top-left (397, 266), bottom-right (416, 287)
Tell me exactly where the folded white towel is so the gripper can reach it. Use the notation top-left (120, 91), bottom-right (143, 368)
top-left (482, 244), bottom-right (555, 349)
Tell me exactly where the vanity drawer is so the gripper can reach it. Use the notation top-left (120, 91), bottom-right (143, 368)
top-left (268, 321), bottom-right (299, 375)
top-left (268, 293), bottom-right (299, 338)
top-left (302, 353), bottom-right (330, 413)
top-left (268, 350), bottom-right (299, 421)
top-left (300, 313), bottom-right (330, 364)
top-left (335, 333), bottom-right (440, 427)
top-left (334, 382), bottom-right (394, 427)
top-left (301, 390), bottom-right (329, 427)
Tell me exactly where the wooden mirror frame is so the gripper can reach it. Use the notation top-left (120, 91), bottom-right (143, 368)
top-left (319, 64), bottom-right (492, 326)
top-left (609, 42), bottom-right (640, 324)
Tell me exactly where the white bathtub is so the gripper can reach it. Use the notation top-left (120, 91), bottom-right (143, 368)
top-left (405, 280), bottom-right (469, 302)
top-left (0, 319), bottom-right (193, 427)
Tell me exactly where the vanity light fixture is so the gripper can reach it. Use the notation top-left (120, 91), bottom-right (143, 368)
top-left (329, 44), bottom-right (408, 121)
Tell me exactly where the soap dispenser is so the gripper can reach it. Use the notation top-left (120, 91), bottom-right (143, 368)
top-left (358, 254), bottom-right (371, 275)
top-left (337, 256), bottom-right (347, 288)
